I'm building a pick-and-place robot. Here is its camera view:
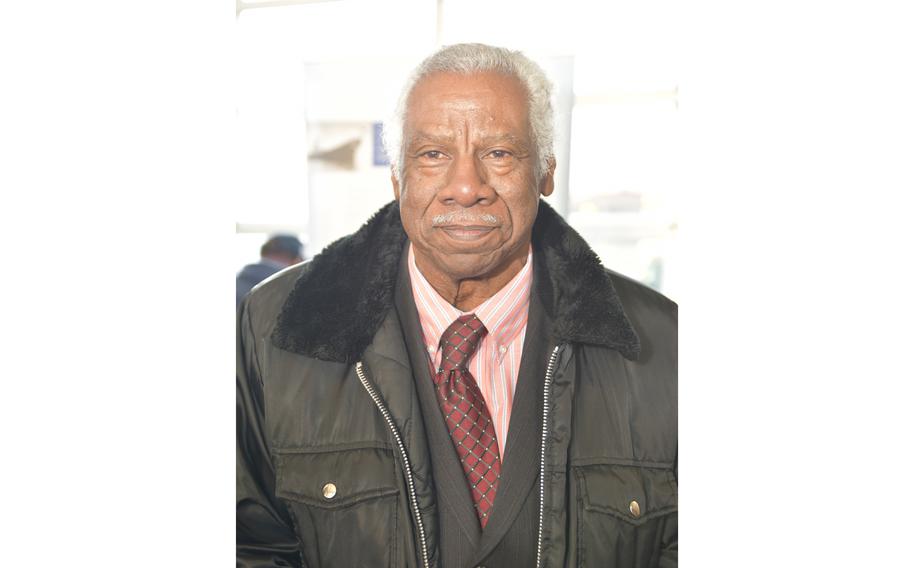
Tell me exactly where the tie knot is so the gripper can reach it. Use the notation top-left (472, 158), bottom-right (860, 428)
top-left (439, 314), bottom-right (487, 371)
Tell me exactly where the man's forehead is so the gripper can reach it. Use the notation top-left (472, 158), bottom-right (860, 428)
top-left (402, 72), bottom-right (531, 147)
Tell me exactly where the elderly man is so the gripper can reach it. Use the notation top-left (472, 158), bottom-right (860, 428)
top-left (238, 43), bottom-right (677, 567)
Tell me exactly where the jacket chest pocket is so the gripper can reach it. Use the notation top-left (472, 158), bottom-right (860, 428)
top-left (275, 447), bottom-right (402, 568)
top-left (574, 463), bottom-right (678, 567)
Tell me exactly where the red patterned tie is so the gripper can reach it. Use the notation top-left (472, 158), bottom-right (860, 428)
top-left (434, 313), bottom-right (501, 528)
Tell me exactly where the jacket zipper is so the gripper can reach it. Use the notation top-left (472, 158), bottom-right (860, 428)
top-left (355, 361), bottom-right (430, 568)
top-left (536, 345), bottom-right (562, 568)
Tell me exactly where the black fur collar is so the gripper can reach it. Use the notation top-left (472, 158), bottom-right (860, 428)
top-left (271, 200), bottom-right (640, 363)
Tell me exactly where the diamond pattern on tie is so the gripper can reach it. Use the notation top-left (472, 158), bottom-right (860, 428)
top-left (435, 313), bottom-right (501, 528)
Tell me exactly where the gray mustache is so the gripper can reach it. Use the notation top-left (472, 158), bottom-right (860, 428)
top-left (431, 212), bottom-right (501, 226)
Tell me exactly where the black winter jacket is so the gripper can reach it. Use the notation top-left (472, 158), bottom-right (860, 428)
top-left (237, 201), bottom-right (678, 567)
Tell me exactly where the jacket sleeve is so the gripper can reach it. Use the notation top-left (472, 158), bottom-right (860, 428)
top-left (237, 298), bottom-right (303, 567)
top-left (659, 524), bottom-right (678, 568)
top-left (658, 450), bottom-right (678, 567)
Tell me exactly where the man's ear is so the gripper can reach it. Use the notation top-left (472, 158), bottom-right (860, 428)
top-left (539, 157), bottom-right (556, 197)
top-left (391, 169), bottom-right (401, 201)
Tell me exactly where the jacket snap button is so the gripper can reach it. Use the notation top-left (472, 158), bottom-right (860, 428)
top-left (629, 500), bottom-right (641, 518)
top-left (322, 482), bottom-right (337, 499)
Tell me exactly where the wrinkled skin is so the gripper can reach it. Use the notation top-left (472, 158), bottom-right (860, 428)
top-left (392, 71), bottom-right (555, 310)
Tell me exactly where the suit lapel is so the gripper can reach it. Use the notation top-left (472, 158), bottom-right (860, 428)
top-left (471, 288), bottom-right (554, 563)
top-left (394, 249), bottom-right (483, 551)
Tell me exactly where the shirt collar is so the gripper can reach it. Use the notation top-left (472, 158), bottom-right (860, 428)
top-left (408, 244), bottom-right (533, 362)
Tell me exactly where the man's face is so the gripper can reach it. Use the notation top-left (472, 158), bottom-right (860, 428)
top-left (392, 71), bottom-right (554, 285)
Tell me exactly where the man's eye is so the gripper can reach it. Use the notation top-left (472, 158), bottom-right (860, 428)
top-left (421, 150), bottom-right (444, 160)
top-left (488, 150), bottom-right (513, 159)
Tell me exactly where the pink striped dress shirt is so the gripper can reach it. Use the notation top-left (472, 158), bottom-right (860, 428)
top-left (408, 244), bottom-right (533, 458)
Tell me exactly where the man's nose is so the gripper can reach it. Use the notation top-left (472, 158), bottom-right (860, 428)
top-left (439, 155), bottom-right (494, 207)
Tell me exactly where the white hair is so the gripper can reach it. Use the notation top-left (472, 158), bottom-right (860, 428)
top-left (382, 43), bottom-right (555, 181)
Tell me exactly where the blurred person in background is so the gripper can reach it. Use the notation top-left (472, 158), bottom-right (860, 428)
top-left (237, 43), bottom-right (676, 567)
top-left (236, 234), bottom-right (304, 307)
